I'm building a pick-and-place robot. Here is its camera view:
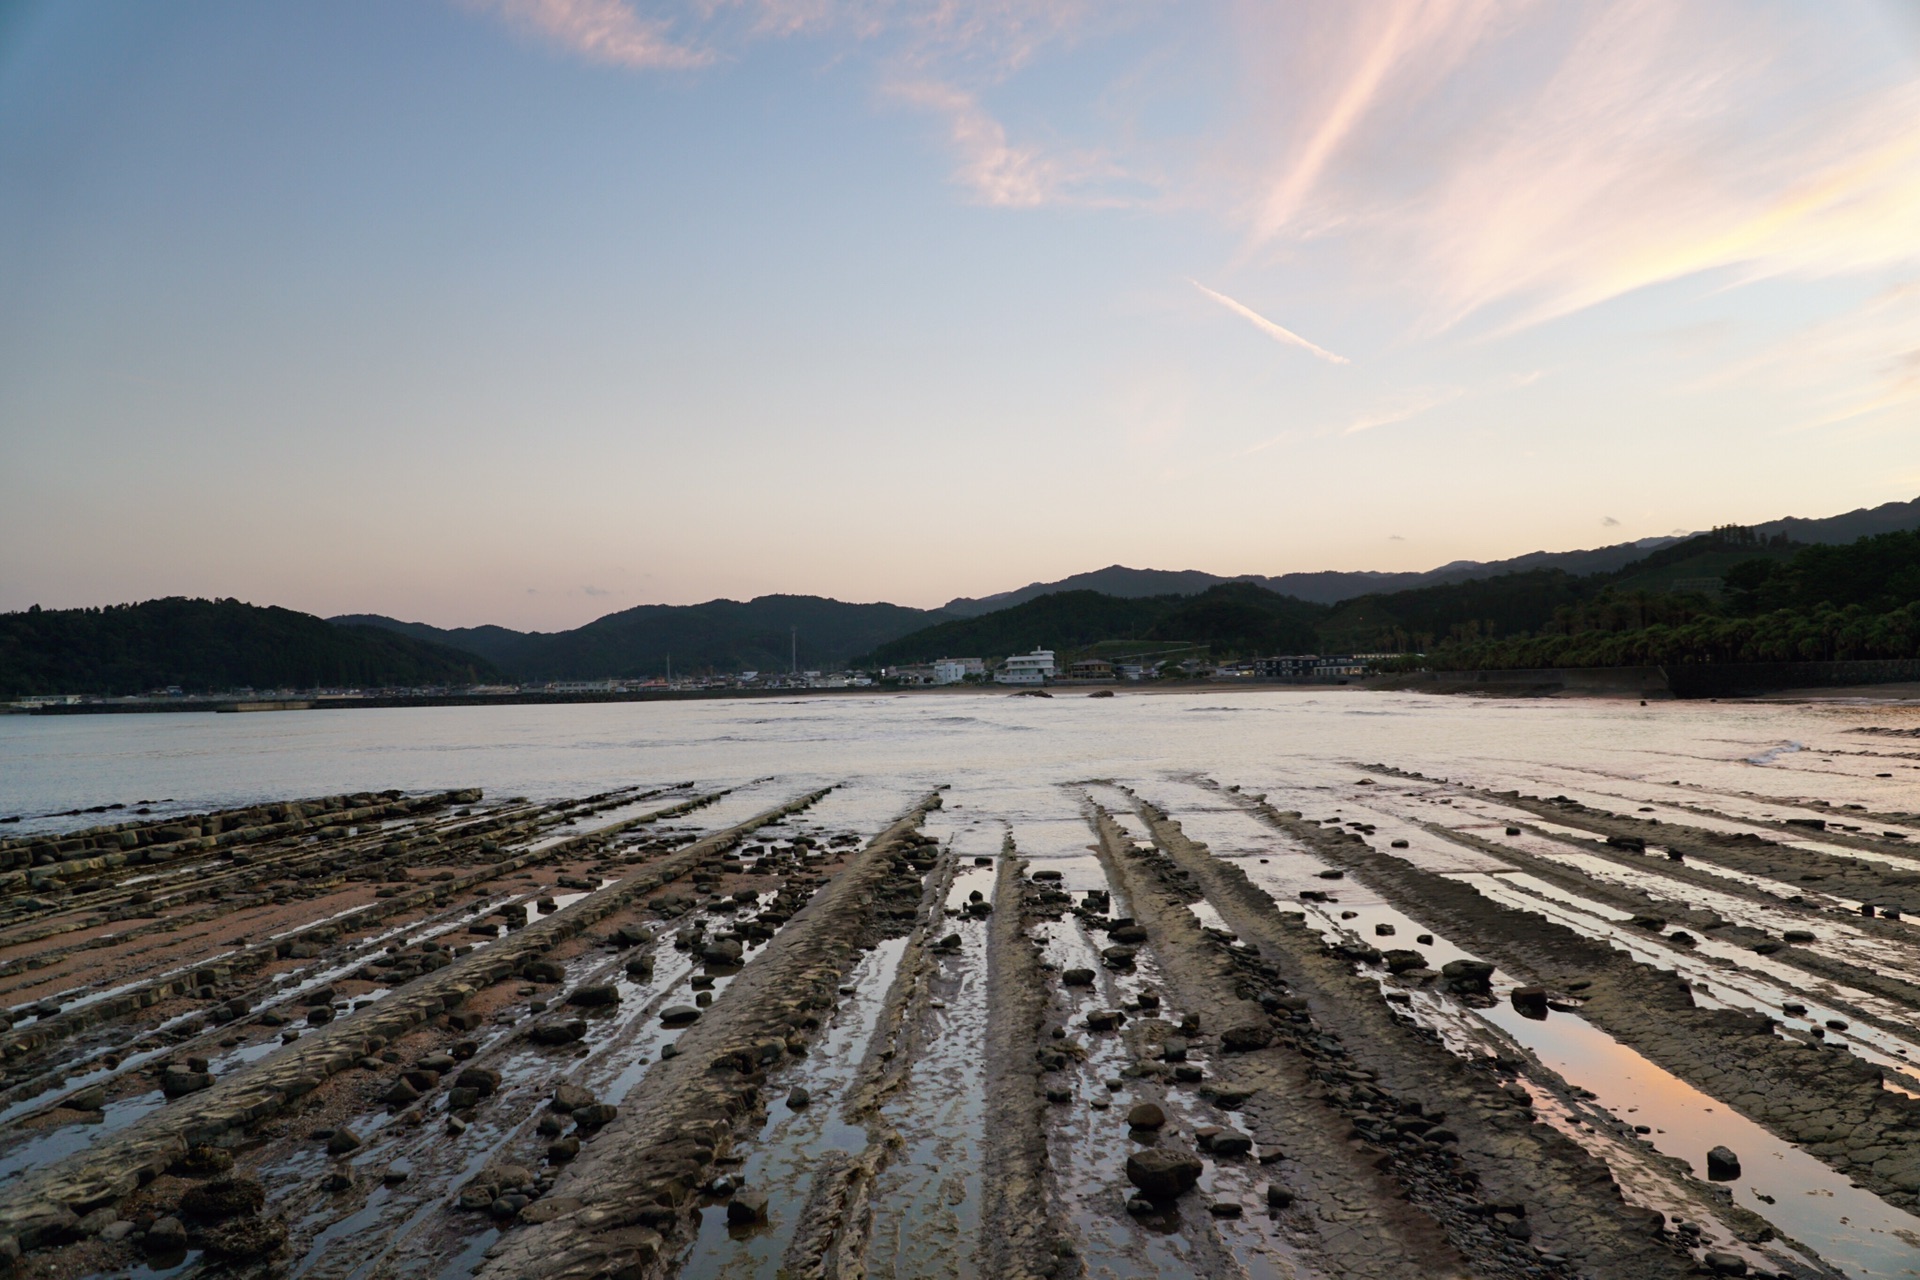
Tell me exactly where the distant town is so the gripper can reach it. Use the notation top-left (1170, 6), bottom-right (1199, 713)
top-left (7, 649), bottom-right (1391, 713)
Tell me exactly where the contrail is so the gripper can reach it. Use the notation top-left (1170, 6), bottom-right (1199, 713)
top-left (1189, 279), bottom-right (1351, 365)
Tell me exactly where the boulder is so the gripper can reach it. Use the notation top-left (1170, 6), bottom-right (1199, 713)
top-left (660, 1006), bottom-right (702, 1026)
top-left (1125, 1148), bottom-right (1203, 1201)
top-left (1440, 959), bottom-right (1494, 992)
top-left (787, 1086), bottom-right (811, 1109)
top-left (551, 1083), bottom-right (595, 1113)
top-left (567, 984), bottom-right (620, 1008)
top-left (1706, 1145), bottom-right (1741, 1180)
top-left (456, 1066), bottom-right (501, 1097)
top-left (1199, 1128), bottom-right (1253, 1157)
top-left (326, 1128), bottom-right (364, 1155)
top-left (145, 1216), bottom-right (188, 1252)
top-left (1061, 968), bottom-right (1096, 987)
top-left (700, 940), bottom-right (745, 967)
top-left (1101, 946), bottom-right (1137, 970)
top-left (1221, 1023), bottom-right (1273, 1052)
top-left (1126, 1102), bottom-right (1167, 1130)
top-left (200, 1217), bottom-right (288, 1260)
top-left (727, 1191), bottom-right (770, 1225)
top-left (170, 1145), bottom-right (235, 1177)
top-left (179, 1176), bottom-right (266, 1223)
top-left (1509, 987), bottom-right (1549, 1017)
top-left (530, 1019), bottom-right (589, 1044)
top-left (1382, 949), bottom-right (1428, 974)
top-left (160, 1067), bottom-right (214, 1098)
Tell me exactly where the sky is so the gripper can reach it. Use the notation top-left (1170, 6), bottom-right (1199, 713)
top-left (3, 0), bottom-right (1919, 631)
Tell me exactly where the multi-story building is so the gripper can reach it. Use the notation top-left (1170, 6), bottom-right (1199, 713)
top-left (933, 657), bottom-right (986, 685)
top-left (996, 650), bottom-right (1056, 685)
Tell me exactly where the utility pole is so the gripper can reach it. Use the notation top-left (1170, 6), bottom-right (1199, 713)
top-left (790, 626), bottom-right (797, 676)
top-left (666, 653), bottom-right (672, 685)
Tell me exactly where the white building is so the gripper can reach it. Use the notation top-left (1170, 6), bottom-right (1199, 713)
top-left (996, 649), bottom-right (1056, 685)
top-left (933, 657), bottom-right (986, 685)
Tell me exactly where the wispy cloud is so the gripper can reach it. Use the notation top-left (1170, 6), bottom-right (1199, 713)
top-left (1228, 3), bottom-right (1920, 334)
top-left (1339, 384), bottom-right (1464, 435)
top-left (462, 0), bottom-right (710, 69)
top-left (889, 81), bottom-right (1084, 208)
top-left (1601, 515), bottom-right (1621, 527)
top-left (1189, 279), bottom-right (1349, 364)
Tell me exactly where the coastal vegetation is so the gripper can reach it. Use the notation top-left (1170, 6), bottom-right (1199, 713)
top-left (0, 598), bottom-right (499, 697)
top-left (1411, 530), bottom-right (1920, 669)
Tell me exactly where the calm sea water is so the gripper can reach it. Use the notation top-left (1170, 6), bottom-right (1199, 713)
top-left (1, 688), bottom-right (1908, 833)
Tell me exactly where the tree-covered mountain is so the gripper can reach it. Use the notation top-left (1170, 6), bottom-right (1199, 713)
top-left (1413, 530), bottom-right (1920, 669)
top-left (940, 495), bottom-right (1920, 613)
top-left (861, 583), bottom-right (1327, 666)
top-left (0, 598), bottom-right (501, 697)
top-left (342, 595), bottom-right (948, 680)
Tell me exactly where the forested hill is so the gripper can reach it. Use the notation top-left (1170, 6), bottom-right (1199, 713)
top-left (341, 595), bottom-right (949, 680)
top-left (0, 598), bottom-right (501, 697)
top-left (1416, 530), bottom-right (1920, 669)
top-left (861, 583), bottom-right (1328, 666)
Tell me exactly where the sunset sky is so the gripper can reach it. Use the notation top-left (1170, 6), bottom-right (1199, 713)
top-left (4, 1), bottom-right (1919, 630)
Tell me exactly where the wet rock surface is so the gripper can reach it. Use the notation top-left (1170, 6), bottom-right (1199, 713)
top-left (3, 721), bottom-right (1912, 1280)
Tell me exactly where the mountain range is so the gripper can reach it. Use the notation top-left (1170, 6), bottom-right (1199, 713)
top-left (337, 494), bottom-right (1920, 677)
top-left (7, 496), bottom-right (1915, 696)
top-left (939, 495), bottom-right (1920, 614)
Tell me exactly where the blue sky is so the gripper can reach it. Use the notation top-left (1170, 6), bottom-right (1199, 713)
top-left (4, 1), bottom-right (1918, 629)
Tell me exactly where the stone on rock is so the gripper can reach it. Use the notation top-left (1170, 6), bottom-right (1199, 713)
top-left (547, 1136), bottom-right (581, 1164)
top-left (326, 1128), bottom-right (364, 1155)
top-left (1706, 1145), bottom-right (1741, 1180)
top-left (1125, 1148), bottom-right (1203, 1200)
top-left (530, 1018), bottom-right (589, 1044)
top-left (170, 1145), bottom-right (235, 1177)
top-left (1100, 946), bottom-right (1137, 970)
top-left (551, 1083), bottom-right (595, 1112)
top-left (1221, 1023), bottom-right (1273, 1052)
top-left (160, 1067), bottom-right (214, 1098)
top-left (1201, 1128), bottom-right (1253, 1157)
top-left (179, 1176), bottom-right (266, 1223)
top-left (1440, 959), bottom-right (1495, 992)
top-left (201, 1216), bottom-right (289, 1260)
top-left (1061, 968), bottom-right (1096, 987)
top-left (1084, 1009), bottom-right (1125, 1032)
top-left (522, 959), bottom-right (565, 984)
top-left (786, 1086), bottom-right (811, 1110)
top-left (1266, 1184), bottom-right (1294, 1209)
top-left (659, 1006), bottom-right (702, 1026)
top-left (145, 1216), bottom-right (188, 1252)
top-left (573, 1103), bottom-right (618, 1128)
top-left (701, 940), bottom-right (745, 967)
top-left (383, 1079), bottom-right (420, 1107)
top-left (1703, 1251), bottom-right (1748, 1276)
top-left (456, 1066), bottom-right (502, 1096)
top-left (727, 1191), bottom-right (770, 1225)
top-left (64, 1084), bottom-right (106, 1111)
top-left (1509, 987), bottom-right (1549, 1017)
top-left (567, 984), bottom-right (620, 1008)
top-left (1126, 1102), bottom-right (1167, 1130)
